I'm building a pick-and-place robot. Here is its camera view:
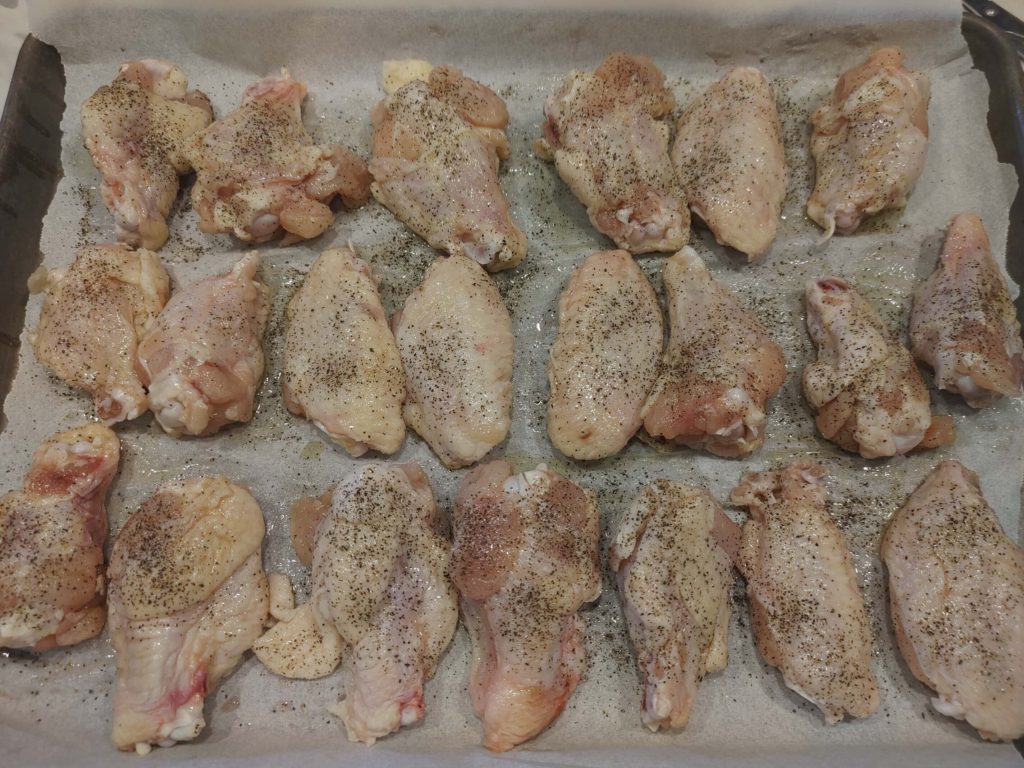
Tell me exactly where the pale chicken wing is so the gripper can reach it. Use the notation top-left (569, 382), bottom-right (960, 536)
top-left (136, 253), bottom-right (269, 437)
top-left (803, 276), bottom-right (953, 458)
top-left (910, 214), bottom-right (1023, 407)
top-left (393, 254), bottom-right (513, 468)
top-left (282, 247), bottom-right (406, 455)
top-left (0, 424), bottom-right (119, 651)
top-left (537, 53), bottom-right (689, 254)
top-left (184, 69), bottom-right (371, 243)
top-left (672, 67), bottom-right (786, 260)
top-left (370, 62), bottom-right (526, 272)
top-left (730, 461), bottom-right (879, 723)
top-left (82, 59), bottom-right (213, 250)
top-left (451, 461), bottom-right (600, 751)
top-left (547, 250), bottom-right (662, 460)
top-left (107, 475), bottom-right (269, 754)
top-left (641, 247), bottom-right (785, 457)
top-left (32, 243), bottom-right (170, 423)
top-left (609, 481), bottom-right (735, 731)
top-left (808, 47), bottom-right (929, 238)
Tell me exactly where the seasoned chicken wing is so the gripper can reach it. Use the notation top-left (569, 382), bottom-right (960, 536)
top-left (547, 250), bottom-right (662, 460)
top-left (254, 463), bottom-right (457, 744)
top-left (609, 481), bottom-right (735, 731)
top-left (32, 243), bottom-right (170, 423)
top-left (803, 276), bottom-right (953, 458)
top-left (108, 475), bottom-right (269, 754)
top-left (808, 47), bottom-right (929, 238)
top-left (370, 61), bottom-right (526, 272)
top-left (881, 460), bottom-right (1024, 742)
top-left (282, 247), bottom-right (406, 455)
top-left (641, 247), bottom-right (785, 457)
top-left (672, 67), bottom-right (786, 260)
top-left (184, 69), bottom-right (371, 243)
top-left (537, 53), bottom-right (689, 254)
top-left (0, 424), bottom-right (119, 651)
top-left (910, 213), bottom-right (1023, 407)
top-left (82, 59), bottom-right (213, 250)
top-left (136, 252), bottom-right (269, 437)
top-left (452, 461), bottom-right (600, 751)
top-left (393, 254), bottom-right (513, 468)
top-left (730, 461), bottom-right (879, 724)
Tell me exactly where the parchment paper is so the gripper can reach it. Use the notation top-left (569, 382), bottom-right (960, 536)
top-left (3, 1), bottom-right (1022, 766)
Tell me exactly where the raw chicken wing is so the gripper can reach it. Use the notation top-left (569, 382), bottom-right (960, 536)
top-left (730, 461), bottom-right (879, 723)
top-left (136, 253), bottom-right (269, 437)
top-left (282, 247), bottom-right (406, 455)
top-left (451, 461), bottom-right (600, 751)
top-left (393, 254), bottom-right (513, 468)
top-left (0, 424), bottom-right (119, 650)
top-left (108, 476), bottom-right (269, 754)
top-left (537, 53), bottom-right (689, 254)
top-left (185, 69), bottom-right (371, 243)
top-left (82, 59), bottom-right (213, 249)
top-left (910, 213), bottom-right (1023, 407)
top-left (33, 243), bottom-right (170, 423)
top-left (641, 247), bottom-right (785, 457)
top-left (807, 47), bottom-right (929, 238)
top-left (672, 67), bottom-right (786, 260)
top-left (609, 481), bottom-right (735, 731)
top-left (881, 460), bottom-right (1024, 742)
top-left (547, 250), bottom-right (662, 459)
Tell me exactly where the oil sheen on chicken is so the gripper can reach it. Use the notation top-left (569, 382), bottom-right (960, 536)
top-left (881, 460), bottom-right (1024, 742)
top-left (0, 424), bottom-right (119, 651)
top-left (107, 476), bottom-right (269, 754)
top-left (730, 461), bottom-right (880, 724)
top-left (451, 461), bottom-right (600, 751)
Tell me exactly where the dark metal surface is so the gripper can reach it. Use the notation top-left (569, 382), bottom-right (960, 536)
top-left (0, 34), bottom-right (64, 429)
top-left (964, 0), bottom-right (1024, 60)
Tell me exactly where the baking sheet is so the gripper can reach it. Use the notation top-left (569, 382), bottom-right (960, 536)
top-left (3, 2), bottom-right (1023, 766)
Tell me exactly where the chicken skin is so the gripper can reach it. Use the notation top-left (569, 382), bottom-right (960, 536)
top-left (451, 461), bottom-right (600, 752)
top-left (672, 67), bottom-right (786, 260)
top-left (254, 463), bottom-right (457, 744)
top-left (370, 61), bottom-right (526, 272)
top-left (0, 424), bottom-right (119, 651)
top-left (881, 460), bottom-right (1024, 742)
top-left (82, 59), bottom-right (213, 250)
top-left (537, 53), bottom-right (689, 254)
top-left (282, 247), bottom-right (406, 456)
top-left (730, 461), bottom-right (880, 723)
top-left (641, 247), bottom-right (785, 457)
top-left (393, 254), bottom-right (513, 468)
top-left (807, 47), bottom-right (930, 238)
top-left (547, 250), bottom-right (662, 460)
top-left (609, 481), bottom-right (735, 731)
top-left (803, 277), bottom-right (953, 458)
top-left (136, 253), bottom-right (269, 437)
top-left (910, 214), bottom-right (1023, 407)
top-left (107, 475), bottom-right (269, 754)
top-left (33, 243), bottom-right (170, 424)
top-left (184, 69), bottom-right (371, 243)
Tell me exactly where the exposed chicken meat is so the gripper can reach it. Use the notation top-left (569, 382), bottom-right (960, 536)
top-left (32, 243), bottom-right (170, 424)
top-left (0, 424), bottom-right (119, 651)
top-left (82, 59), bottom-right (213, 250)
top-left (136, 252), bottom-right (269, 437)
top-left (641, 247), bottom-right (786, 457)
top-left (730, 461), bottom-right (879, 724)
top-left (910, 213), bottom-right (1023, 407)
top-left (184, 69), bottom-right (371, 243)
top-left (537, 53), bottom-right (689, 254)
top-left (451, 461), bottom-right (600, 751)
top-left (807, 47), bottom-right (929, 238)
top-left (547, 250), bottom-right (662, 460)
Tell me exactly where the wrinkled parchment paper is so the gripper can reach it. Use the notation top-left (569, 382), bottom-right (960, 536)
top-left (2, 1), bottom-right (1022, 766)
